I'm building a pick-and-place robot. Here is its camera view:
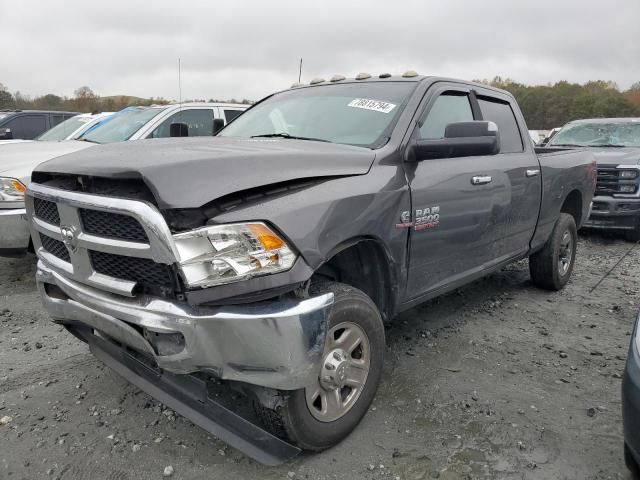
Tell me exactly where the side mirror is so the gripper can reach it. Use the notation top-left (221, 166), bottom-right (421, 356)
top-left (169, 123), bottom-right (189, 137)
top-left (212, 118), bottom-right (225, 135)
top-left (412, 121), bottom-right (500, 161)
top-left (0, 128), bottom-right (13, 140)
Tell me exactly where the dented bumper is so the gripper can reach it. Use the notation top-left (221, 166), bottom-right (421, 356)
top-left (37, 260), bottom-right (333, 391)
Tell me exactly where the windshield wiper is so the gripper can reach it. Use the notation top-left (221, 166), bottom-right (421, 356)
top-left (79, 138), bottom-right (100, 144)
top-left (550, 143), bottom-right (584, 147)
top-left (251, 133), bottom-right (331, 143)
top-left (592, 144), bottom-right (626, 148)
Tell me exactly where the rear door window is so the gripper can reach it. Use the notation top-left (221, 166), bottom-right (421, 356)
top-left (419, 93), bottom-right (473, 139)
top-left (5, 114), bottom-right (48, 139)
top-left (149, 109), bottom-right (214, 138)
top-left (477, 97), bottom-right (523, 153)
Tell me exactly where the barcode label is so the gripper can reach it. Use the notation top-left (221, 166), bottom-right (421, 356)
top-left (347, 98), bottom-right (396, 114)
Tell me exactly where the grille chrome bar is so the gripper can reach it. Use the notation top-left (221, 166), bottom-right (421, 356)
top-left (26, 183), bottom-right (180, 297)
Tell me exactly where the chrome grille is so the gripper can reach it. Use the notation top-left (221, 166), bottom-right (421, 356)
top-left (596, 166), bottom-right (638, 196)
top-left (34, 198), bottom-right (60, 225)
top-left (26, 183), bottom-right (180, 297)
top-left (80, 209), bottom-right (148, 242)
top-left (39, 233), bottom-right (70, 262)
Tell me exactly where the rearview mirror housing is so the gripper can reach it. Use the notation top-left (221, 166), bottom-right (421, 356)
top-left (411, 121), bottom-right (500, 161)
top-left (169, 123), bottom-right (189, 137)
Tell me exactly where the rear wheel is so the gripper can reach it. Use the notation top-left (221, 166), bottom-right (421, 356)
top-left (529, 213), bottom-right (577, 291)
top-left (255, 281), bottom-right (385, 451)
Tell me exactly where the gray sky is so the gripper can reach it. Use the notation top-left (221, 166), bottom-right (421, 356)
top-left (1, 0), bottom-right (639, 102)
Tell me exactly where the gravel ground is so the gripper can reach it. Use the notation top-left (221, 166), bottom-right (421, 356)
top-left (0, 232), bottom-right (638, 480)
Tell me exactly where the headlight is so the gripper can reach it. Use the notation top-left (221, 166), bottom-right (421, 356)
top-left (619, 170), bottom-right (638, 179)
top-left (0, 177), bottom-right (26, 202)
top-left (619, 184), bottom-right (638, 194)
top-left (173, 222), bottom-right (296, 288)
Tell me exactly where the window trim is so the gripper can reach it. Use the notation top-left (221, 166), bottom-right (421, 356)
top-left (416, 88), bottom-right (476, 140)
top-left (475, 94), bottom-right (525, 154)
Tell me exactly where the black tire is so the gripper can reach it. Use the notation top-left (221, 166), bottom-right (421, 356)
top-left (626, 443), bottom-right (640, 479)
top-left (625, 226), bottom-right (640, 243)
top-left (529, 213), bottom-right (577, 291)
top-left (255, 281), bottom-right (385, 451)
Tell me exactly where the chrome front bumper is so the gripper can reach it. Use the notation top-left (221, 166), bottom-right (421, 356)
top-left (0, 208), bottom-right (30, 252)
top-left (37, 261), bottom-right (333, 390)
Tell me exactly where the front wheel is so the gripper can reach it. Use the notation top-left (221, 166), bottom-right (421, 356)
top-left (255, 281), bottom-right (385, 451)
top-left (625, 225), bottom-right (640, 243)
top-left (529, 213), bottom-right (577, 291)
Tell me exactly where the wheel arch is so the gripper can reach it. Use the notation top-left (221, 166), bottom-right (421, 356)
top-left (313, 236), bottom-right (399, 321)
top-left (560, 189), bottom-right (583, 228)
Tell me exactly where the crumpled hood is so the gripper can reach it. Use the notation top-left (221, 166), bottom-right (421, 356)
top-left (0, 140), bottom-right (93, 183)
top-left (34, 137), bottom-right (376, 209)
top-left (589, 147), bottom-right (640, 166)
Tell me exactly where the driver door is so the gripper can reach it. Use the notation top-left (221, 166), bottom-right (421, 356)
top-left (404, 86), bottom-right (510, 301)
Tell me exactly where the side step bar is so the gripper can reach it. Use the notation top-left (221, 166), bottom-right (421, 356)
top-left (82, 330), bottom-right (301, 465)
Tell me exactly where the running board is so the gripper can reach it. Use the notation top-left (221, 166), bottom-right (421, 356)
top-left (83, 331), bottom-right (301, 465)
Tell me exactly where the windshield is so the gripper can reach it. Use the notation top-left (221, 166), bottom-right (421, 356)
top-left (36, 116), bottom-right (92, 141)
top-left (550, 121), bottom-right (640, 147)
top-left (79, 107), bottom-right (163, 144)
top-left (219, 82), bottom-right (417, 148)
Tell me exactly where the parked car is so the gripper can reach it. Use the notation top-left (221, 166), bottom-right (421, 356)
top-left (0, 103), bottom-right (248, 255)
top-left (548, 118), bottom-right (640, 241)
top-left (24, 73), bottom-right (595, 464)
top-left (34, 112), bottom-right (114, 142)
top-left (0, 110), bottom-right (78, 140)
top-left (623, 311), bottom-right (640, 478)
top-left (539, 127), bottom-right (561, 146)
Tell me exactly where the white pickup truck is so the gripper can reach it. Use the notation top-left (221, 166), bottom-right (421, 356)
top-left (0, 102), bottom-right (248, 255)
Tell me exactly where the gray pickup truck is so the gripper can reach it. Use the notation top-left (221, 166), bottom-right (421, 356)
top-left (25, 73), bottom-right (596, 464)
top-left (548, 118), bottom-right (640, 241)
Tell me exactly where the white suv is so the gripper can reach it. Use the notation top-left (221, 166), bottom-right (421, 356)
top-left (0, 102), bottom-right (249, 255)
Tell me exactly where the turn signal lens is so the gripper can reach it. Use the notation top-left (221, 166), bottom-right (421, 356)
top-left (247, 223), bottom-right (286, 250)
top-left (0, 177), bottom-right (26, 202)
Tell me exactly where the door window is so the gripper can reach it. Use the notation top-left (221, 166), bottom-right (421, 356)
top-left (149, 109), bottom-right (214, 138)
top-left (52, 115), bottom-right (66, 126)
top-left (5, 115), bottom-right (48, 139)
top-left (477, 97), bottom-right (523, 153)
top-left (224, 109), bottom-right (243, 123)
top-left (419, 93), bottom-right (473, 139)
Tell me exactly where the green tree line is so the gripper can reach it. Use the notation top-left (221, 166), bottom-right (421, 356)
top-left (475, 77), bottom-right (640, 129)
top-left (1, 79), bottom-right (639, 130)
top-left (0, 84), bottom-right (254, 114)
top-left (0, 84), bottom-right (171, 113)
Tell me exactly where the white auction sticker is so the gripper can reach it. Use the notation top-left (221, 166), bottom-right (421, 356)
top-left (347, 98), bottom-right (396, 114)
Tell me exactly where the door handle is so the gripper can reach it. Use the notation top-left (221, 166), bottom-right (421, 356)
top-left (471, 175), bottom-right (492, 185)
top-left (526, 169), bottom-right (541, 177)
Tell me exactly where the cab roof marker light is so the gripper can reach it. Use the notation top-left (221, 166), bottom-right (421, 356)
top-left (402, 70), bottom-right (419, 78)
top-left (290, 82), bottom-right (304, 88)
top-left (309, 78), bottom-right (326, 85)
top-left (355, 73), bottom-right (371, 80)
top-left (330, 75), bottom-right (346, 82)
top-left (379, 73), bottom-right (392, 78)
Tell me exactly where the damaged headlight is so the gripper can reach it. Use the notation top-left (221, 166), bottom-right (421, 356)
top-left (173, 222), bottom-right (296, 288)
top-left (0, 177), bottom-right (26, 202)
